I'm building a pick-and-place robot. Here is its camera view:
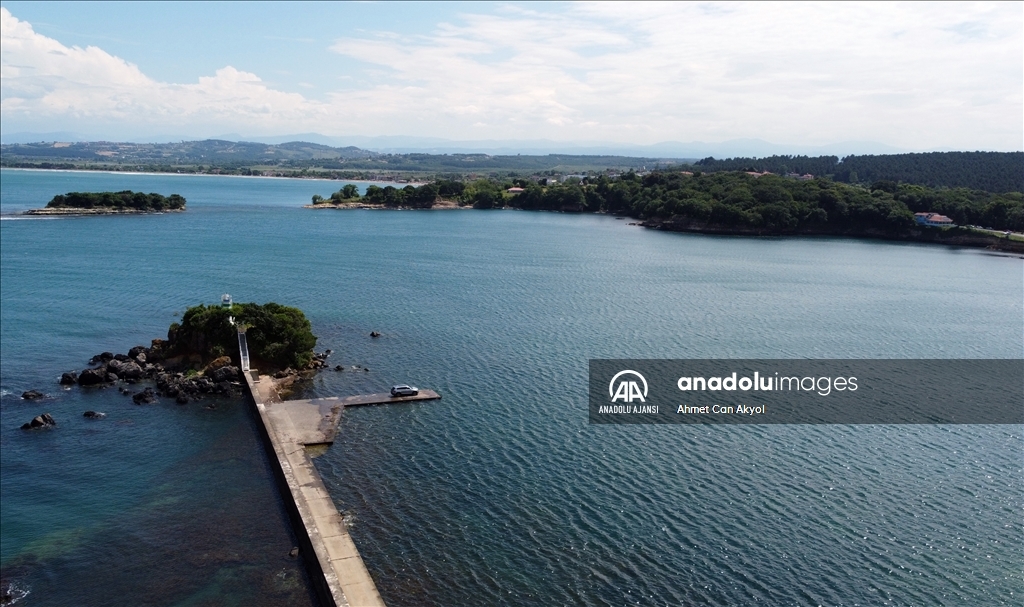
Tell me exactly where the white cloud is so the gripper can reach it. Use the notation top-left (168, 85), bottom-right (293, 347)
top-left (324, 2), bottom-right (1023, 149)
top-left (0, 8), bottom-right (329, 133)
top-left (1, 3), bottom-right (1021, 150)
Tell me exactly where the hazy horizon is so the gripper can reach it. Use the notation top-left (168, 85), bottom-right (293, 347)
top-left (1, 2), bottom-right (1021, 153)
top-left (0, 131), bottom-right (933, 158)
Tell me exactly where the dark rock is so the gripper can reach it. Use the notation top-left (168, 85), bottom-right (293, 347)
top-left (334, 365), bottom-right (344, 371)
top-left (325, 349), bottom-right (332, 355)
top-left (288, 547), bottom-right (299, 558)
top-left (132, 387), bottom-right (157, 405)
top-left (106, 373), bottom-right (119, 383)
top-left (128, 345), bottom-right (148, 359)
top-left (83, 411), bottom-right (106, 419)
top-left (78, 368), bottom-right (109, 386)
top-left (113, 353), bottom-right (130, 362)
top-left (370, 331), bottom-right (381, 338)
top-left (21, 413), bottom-right (56, 429)
top-left (209, 365), bottom-right (240, 383)
top-left (175, 394), bottom-right (189, 405)
top-left (21, 390), bottom-right (45, 400)
top-left (364, 368), bottom-right (369, 372)
top-left (59, 372), bottom-right (78, 385)
top-left (147, 339), bottom-right (167, 362)
top-left (107, 359), bottom-right (143, 380)
top-left (106, 359), bottom-right (126, 376)
top-left (89, 352), bottom-right (114, 365)
top-left (121, 361), bottom-right (144, 380)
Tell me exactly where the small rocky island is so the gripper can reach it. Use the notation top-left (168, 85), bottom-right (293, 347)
top-left (25, 191), bottom-right (186, 215)
top-left (57, 302), bottom-right (328, 406)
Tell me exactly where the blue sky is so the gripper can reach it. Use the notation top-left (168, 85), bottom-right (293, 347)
top-left (1, 1), bottom-right (1021, 152)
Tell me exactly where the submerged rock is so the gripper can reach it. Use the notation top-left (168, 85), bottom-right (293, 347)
top-left (132, 387), bottom-right (157, 405)
top-left (20, 413), bottom-right (56, 429)
top-left (21, 390), bottom-right (45, 400)
top-left (370, 331), bottom-right (381, 338)
top-left (83, 410), bottom-right (106, 419)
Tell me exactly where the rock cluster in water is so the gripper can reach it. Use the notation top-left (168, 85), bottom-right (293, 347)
top-left (61, 343), bottom-right (244, 404)
top-left (21, 413), bottom-right (56, 430)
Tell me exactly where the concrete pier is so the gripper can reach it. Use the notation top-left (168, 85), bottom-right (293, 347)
top-left (244, 369), bottom-right (386, 607)
top-left (236, 328), bottom-right (442, 606)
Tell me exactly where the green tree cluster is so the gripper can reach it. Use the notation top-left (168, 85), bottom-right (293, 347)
top-left (168, 302), bottom-right (316, 371)
top-left (363, 171), bottom-right (1022, 232)
top-left (312, 184), bottom-right (362, 204)
top-left (46, 191), bottom-right (186, 210)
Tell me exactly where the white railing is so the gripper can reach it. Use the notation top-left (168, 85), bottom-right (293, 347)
top-left (237, 329), bottom-right (251, 372)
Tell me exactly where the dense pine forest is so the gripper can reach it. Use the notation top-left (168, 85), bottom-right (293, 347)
top-left (690, 152), bottom-right (1023, 193)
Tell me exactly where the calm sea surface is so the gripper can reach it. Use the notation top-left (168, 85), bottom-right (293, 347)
top-left (1, 168), bottom-right (1021, 606)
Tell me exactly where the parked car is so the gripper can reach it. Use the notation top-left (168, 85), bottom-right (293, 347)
top-left (390, 384), bottom-right (419, 397)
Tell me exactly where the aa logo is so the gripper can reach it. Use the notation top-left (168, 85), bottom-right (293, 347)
top-left (609, 370), bottom-right (648, 403)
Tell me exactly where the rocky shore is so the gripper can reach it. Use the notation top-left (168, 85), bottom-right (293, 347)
top-left (24, 207), bottom-right (185, 216)
top-left (58, 340), bottom-right (332, 405)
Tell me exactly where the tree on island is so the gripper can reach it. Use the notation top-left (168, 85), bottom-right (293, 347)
top-left (166, 302), bottom-right (316, 371)
top-left (46, 191), bottom-right (186, 210)
top-left (312, 184), bottom-right (362, 204)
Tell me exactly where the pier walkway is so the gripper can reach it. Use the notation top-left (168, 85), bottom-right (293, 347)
top-left (237, 330), bottom-right (440, 607)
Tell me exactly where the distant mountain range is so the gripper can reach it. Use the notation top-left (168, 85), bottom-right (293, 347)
top-left (0, 131), bottom-right (927, 159)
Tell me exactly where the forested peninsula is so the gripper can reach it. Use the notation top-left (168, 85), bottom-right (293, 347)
top-left (25, 191), bottom-right (186, 215)
top-left (309, 171), bottom-right (1024, 252)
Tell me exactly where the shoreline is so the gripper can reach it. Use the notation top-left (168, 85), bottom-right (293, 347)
top-left (639, 217), bottom-right (1024, 254)
top-left (0, 166), bottom-right (427, 186)
top-left (304, 199), bottom-right (465, 210)
top-left (23, 207), bottom-right (187, 216)
top-left (302, 202), bottom-right (1024, 254)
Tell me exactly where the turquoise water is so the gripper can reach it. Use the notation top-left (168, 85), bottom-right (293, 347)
top-left (1, 168), bottom-right (1021, 606)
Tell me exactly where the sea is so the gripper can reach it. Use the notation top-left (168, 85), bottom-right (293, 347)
top-left (1, 168), bottom-right (1021, 607)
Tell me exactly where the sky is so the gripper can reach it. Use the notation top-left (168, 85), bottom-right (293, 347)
top-left (1, 1), bottom-right (1022, 152)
